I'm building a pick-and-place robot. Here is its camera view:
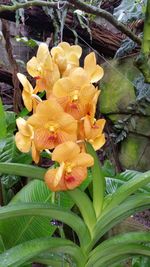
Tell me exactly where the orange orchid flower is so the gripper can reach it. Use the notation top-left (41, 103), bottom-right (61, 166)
top-left (82, 115), bottom-right (106, 151)
top-left (27, 98), bottom-right (77, 151)
top-left (84, 52), bottom-right (104, 83)
top-left (51, 42), bottom-right (82, 75)
top-left (15, 117), bottom-right (40, 163)
top-left (45, 141), bottom-right (94, 191)
top-left (17, 73), bottom-right (41, 112)
top-left (27, 43), bottom-right (60, 95)
top-left (53, 68), bottom-right (98, 120)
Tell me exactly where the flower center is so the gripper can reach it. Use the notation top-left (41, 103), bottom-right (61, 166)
top-left (65, 163), bottom-right (73, 174)
top-left (45, 122), bottom-right (59, 133)
top-left (70, 90), bottom-right (79, 102)
top-left (37, 66), bottom-right (42, 72)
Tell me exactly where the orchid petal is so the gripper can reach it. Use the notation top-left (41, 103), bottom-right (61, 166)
top-left (45, 168), bottom-right (67, 192)
top-left (65, 167), bottom-right (87, 190)
top-left (70, 45), bottom-right (82, 58)
top-left (90, 65), bottom-right (104, 83)
top-left (52, 141), bottom-right (80, 163)
top-left (17, 73), bottom-right (33, 94)
top-left (15, 132), bottom-right (31, 153)
top-left (92, 134), bottom-right (106, 151)
top-left (16, 118), bottom-right (33, 137)
top-left (34, 128), bottom-right (57, 150)
top-left (53, 78), bottom-right (74, 97)
top-left (27, 57), bottom-right (39, 77)
top-left (73, 153), bottom-right (94, 167)
top-left (31, 141), bottom-right (40, 164)
top-left (22, 90), bottom-right (33, 112)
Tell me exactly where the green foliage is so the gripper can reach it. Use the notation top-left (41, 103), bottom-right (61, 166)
top-left (0, 101), bottom-right (32, 204)
top-left (0, 98), bottom-right (7, 141)
top-left (0, 179), bottom-right (73, 250)
top-left (0, 147), bottom-right (150, 266)
top-left (132, 254), bottom-right (150, 267)
top-left (15, 36), bottom-right (38, 48)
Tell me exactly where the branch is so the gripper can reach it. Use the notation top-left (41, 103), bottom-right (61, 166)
top-left (1, 19), bottom-right (22, 112)
top-left (69, 0), bottom-right (142, 45)
top-left (0, 1), bottom-right (64, 12)
top-left (0, 0), bottom-right (142, 45)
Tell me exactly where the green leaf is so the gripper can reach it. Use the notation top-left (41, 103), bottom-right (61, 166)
top-left (0, 237), bottom-right (86, 267)
top-left (90, 194), bottom-right (150, 249)
top-left (0, 179), bottom-right (75, 250)
top-left (88, 244), bottom-right (150, 267)
top-left (33, 252), bottom-right (70, 267)
top-left (132, 254), bottom-right (150, 267)
top-left (0, 180), bottom-right (55, 249)
top-left (0, 202), bottom-right (91, 250)
top-left (0, 98), bottom-right (7, 139)
top-left (105, 170), bottom-right (150, 195)
top-left (88, 231), bottom-right (150, 266)
top-left (5, 111), bottom-right (16, 134)
top-left (0, 235), bottom-right (5, 253)
top-left (67, 188), bottom-right (96, 236)
top-left (86, 142), bottom-right (105, 218)
top-left (103, 170), bottom-right (150, 213)
top-left (0, 136), bottom-right (32, 164)
top-left (0, 163), bottom-right (46, 180)
top-left (90, 232), bottom-right (150, 259)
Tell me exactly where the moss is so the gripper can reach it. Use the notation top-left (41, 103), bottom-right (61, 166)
top-left (99, 58), bottom-right (138, 114)
top-left (119, 134), bottom-right (150, 171)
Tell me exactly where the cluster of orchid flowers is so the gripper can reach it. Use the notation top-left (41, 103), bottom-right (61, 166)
top-left (15, 42), bottom-right (106, 191)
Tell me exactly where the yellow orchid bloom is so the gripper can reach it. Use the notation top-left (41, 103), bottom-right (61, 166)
top-left (44, 141), bottom-right (94, 191)
top-left (84, 52), bottom-right (104, 83)
top-left (51, 42), bottom-right (82, 74)
top-left (17, 73), bottom-right (41, 112)
top-left (82, 115), bottom-right (106, 151)
top-left (15, 117), bottom-right (40, 163)
top-left (27, 98), bottom-right (77, 150)
top-left (53, 68), bottom-right (98, 119)
top-left (27, 43), bottom-right (60, 94)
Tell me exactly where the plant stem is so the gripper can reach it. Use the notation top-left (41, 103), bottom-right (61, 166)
top-left (142, 0), bottom-right (150, 54)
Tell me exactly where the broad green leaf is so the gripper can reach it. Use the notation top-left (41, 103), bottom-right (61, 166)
top-left (0, 237), bottom-right (85, 267)
top-left (0, 179), bottom-right (74, 249)
top-left (0, 202), bottom-right (91, 250)
top-left (0, 180), bottom-right (55, 249)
